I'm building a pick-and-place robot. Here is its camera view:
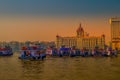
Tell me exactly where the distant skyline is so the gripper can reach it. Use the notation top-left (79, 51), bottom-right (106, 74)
top-left (0, 0), bottom-right (120, 42)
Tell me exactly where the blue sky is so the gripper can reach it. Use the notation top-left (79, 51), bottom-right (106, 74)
top-left (0, 0), bottom-right (120, 17)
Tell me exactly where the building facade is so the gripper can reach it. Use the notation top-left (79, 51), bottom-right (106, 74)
top-left (56, 36), bottom-right (77, 48)
top-left (110, 17), bottom-right (120, 49)
top-left (56, 24), bottom-right (105, 50)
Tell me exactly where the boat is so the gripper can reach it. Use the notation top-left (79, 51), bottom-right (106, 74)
top-left (0, 46), bottom-right (13, 56)
top-left (46, 47), bottom-right (79, 57)
top-left (19, 46), bottom-right (46, 60)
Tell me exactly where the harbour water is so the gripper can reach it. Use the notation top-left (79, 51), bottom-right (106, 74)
top-left (0, 53), bottom-right (120, 80)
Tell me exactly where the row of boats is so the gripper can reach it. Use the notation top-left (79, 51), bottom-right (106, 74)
top-left (18, 46), bottom-right (118, 60)
top-left (0, 46), bottom-right (118, 60)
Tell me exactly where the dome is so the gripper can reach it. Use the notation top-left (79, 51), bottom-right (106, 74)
top-left (76, 23), bottom-right (84, 33)
top-left (76, 23), bottom-right (84, 37)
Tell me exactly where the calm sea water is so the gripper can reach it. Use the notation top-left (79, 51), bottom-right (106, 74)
top-left (0, 53), bottom-right (120, 80)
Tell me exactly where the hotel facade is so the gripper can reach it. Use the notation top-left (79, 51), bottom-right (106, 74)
top-left (110, 17), bottom-right (120, 50)
top-left (56, 24), bottom-right (105, 50)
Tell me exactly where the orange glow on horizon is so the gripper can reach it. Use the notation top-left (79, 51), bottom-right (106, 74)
top-left (0, 16), bottom-right (110, 43)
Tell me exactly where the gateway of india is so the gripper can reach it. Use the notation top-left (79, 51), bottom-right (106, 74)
top-left (56, 24), bottom-right (105, 50)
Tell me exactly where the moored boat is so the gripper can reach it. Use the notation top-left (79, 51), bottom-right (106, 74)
top-left (0, 46), bottom-right (13, 56)
top-left (19, 46), bottom-right (46, 60)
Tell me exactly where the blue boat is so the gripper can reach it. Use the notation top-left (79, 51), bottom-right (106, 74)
top-left (19, 46), bottom-right (46, 60)
top-left (59, 48), bottom-right (70, 56)
top-left (0, 47), bottom-right (13, 56)
top-left (47, 47), bottom-right (80, 57)
top-left (19, 50), bottom-right (46, 60)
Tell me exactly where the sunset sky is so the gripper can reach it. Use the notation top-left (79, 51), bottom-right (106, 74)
top-left (0, 0), bottom-right (120, 42)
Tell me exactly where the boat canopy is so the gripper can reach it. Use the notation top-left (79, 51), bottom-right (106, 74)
top-left (60, 48), bottom-right (71, 51)
top-left (22, 46), bottom-right (44, 51)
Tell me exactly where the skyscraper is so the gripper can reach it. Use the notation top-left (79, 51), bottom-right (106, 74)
top-left (110, 17), bottom-right (120, 49)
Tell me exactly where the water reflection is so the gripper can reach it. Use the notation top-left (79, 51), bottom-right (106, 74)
top-left (20, 60), bottom-right (45, 80)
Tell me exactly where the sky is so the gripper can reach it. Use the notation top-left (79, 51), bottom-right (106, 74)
top-left (0, 0), bottom-right (120, 42)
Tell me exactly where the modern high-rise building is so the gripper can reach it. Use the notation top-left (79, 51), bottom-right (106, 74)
top-left (110, 17), bottom-right (120, 49)
top-left (56, 24), bottom-right (105, 50)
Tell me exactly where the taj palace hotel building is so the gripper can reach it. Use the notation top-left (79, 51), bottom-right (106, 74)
top-left (56, 24), bottom-right (105, 50)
